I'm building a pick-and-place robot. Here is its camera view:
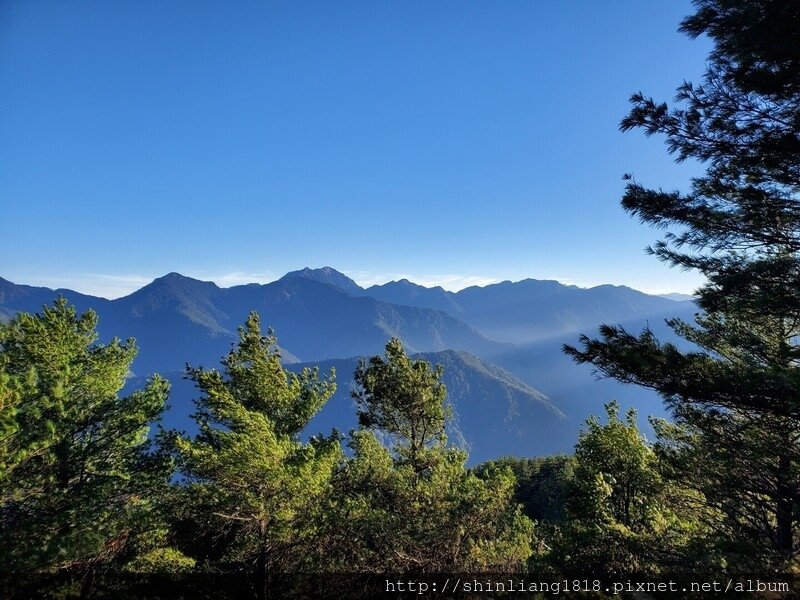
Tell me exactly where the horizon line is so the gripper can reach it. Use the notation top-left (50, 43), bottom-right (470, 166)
top-left (3, 268), bottom-right (698, 301)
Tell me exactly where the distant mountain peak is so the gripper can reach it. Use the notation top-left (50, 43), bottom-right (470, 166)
top-left (281, 266), bottom-right (362, 295)
top-left (143, 272), bottom-right (218, 292)
top-left (589, 283), bottom-right (632, 290)
top-left (383, 278), bottom-right (424, 289)
top-left (374, 278), bottom-right (425, 290)
top-left (154, 271), bottom-right (193, 282)
top-left (117, 273), bottom-right (222, 308)
top-left (659, 292), bottom-right (695, 302)
top-left (391, 278), bottom-right (449, 293)
top-left (299, 266), bottom-right (335, 276)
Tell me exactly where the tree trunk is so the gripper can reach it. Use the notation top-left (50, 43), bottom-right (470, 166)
top-left (79, 562), bottom-right (95, 599)
top-left (775, 453), bottom-right (793, 564)
top-left (256, 521), bottom-right (268, 600)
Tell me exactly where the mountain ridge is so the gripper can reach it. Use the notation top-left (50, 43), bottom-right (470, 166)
top-left (1, 268), bottom-right (694, 349)
top-left (0, 271), bottom-right (509, 374)
top-left (2, 268), bottom-right (698, 459)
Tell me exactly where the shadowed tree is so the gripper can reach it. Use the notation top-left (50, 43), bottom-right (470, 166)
top-left (565, 0), bottom-right (800, 567)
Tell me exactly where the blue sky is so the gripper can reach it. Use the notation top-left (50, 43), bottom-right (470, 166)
top-left (2, 1), bottom-right (711, 298)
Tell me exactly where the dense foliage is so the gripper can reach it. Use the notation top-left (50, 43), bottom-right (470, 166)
top-left (170, 312), bottom-right (341, 595)
top-left (565, 0), bottom-right (800, 569)
top-left (0, 308), bottom-right (534, 586)
top-left (0, 298), bottom-right (169, 573)
top-left (1, 0), bottom-right (799, 594)
top-left (319, 339), bottom-right (534, 572)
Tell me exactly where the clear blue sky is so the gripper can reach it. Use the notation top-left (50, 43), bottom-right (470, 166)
top-left (2, 0), bottom-right (710, 298)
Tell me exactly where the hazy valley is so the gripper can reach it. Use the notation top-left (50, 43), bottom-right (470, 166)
top-left (1, 267), bottom-right (696, 461)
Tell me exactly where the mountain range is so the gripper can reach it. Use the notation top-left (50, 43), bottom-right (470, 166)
top-left (361, 274), bottom-right (685, 344)
top-left (129, 349), bottom-right (567, 465)
top-left (0, 267), bottom-right (697, 461)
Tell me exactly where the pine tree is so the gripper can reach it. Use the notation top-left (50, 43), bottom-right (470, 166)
top-left (569, 403), bottom-right (661, 530)
top-left (542, 403), bottom-right (707, 577)
top-left (0, 370), bottom-right (21, 505)
top-left (354, 338), bottom-right (449, 482)
top-left (651, 409), bottom-right (798, 569)
top-left (564, 0), bottom-right (800, 567)
top-left (321, 338), bottom-right (533, 572)
top-left (172, 312), bottom-right (340, 594)
top-left (474, 455), bottom-right (576, 524)
top-left (0, 298), bottom-right (170, 572)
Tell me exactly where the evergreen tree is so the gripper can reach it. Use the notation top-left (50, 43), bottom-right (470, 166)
top-left (541, 403), bottom-right (707, 577)
top-left (652, 402), bottom-right (800, 569)
top-left (354, 338), bottom-right (449, 481)
top-left (321, 338), bottom-right (533, 572)
top-left (565, 0), bottom-right (800, 567)
top-left (569, 402), bottom-right (661, 530)
top-left (0, 298), bottom-right (170, 572)
top-left (0, 370), bottom-right (21, 506)
top-left (172, 312), bottom-right (340, 592)
top-left (475, 455), bottom-right (576, 524)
